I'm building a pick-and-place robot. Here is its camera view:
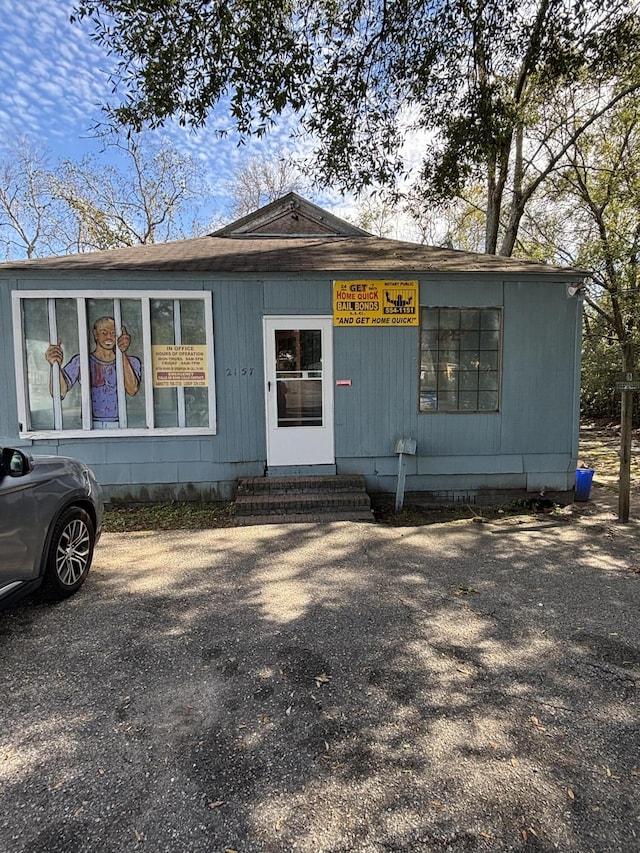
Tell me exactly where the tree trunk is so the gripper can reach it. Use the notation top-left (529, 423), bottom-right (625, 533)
top-left (618, 343), bottom-right (636, 523)
top-left (498, 123), bottom-right (525, 257)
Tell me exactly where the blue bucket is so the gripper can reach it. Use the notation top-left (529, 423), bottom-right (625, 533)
top-left (575, 468), bottom-right (595, 502)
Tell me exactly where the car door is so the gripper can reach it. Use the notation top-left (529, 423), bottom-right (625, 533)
top-left (0, 451), bottom-right (42, 583)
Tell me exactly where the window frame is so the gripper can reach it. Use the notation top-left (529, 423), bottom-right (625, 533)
top-left (12, 289), bottom-right (217, 439)
top-left (418, 305), bottom-right (503, 414)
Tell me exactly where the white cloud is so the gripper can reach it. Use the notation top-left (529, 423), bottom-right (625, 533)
top-left (0, 0), bottom-right (410, 228)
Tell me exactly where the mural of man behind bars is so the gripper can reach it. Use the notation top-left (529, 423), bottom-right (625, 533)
top-left (45, 316), bottom-right (141, 429)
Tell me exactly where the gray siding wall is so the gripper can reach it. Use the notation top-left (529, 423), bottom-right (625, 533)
top-left (0, 269), bottom-right (582, 502)
top-left (333, 276), bottom-right (581, 498)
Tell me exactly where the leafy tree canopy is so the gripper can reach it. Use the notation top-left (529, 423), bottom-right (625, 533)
top-left (74, 0), bottom-right (640, 254)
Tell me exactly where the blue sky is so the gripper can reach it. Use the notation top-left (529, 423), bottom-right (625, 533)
top-left (0, 0), bottom-right (350, 229)
top-left (0, 0), bottom-right (430, 242)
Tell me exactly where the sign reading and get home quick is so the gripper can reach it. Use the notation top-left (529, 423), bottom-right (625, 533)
top-left (333, 280), bottom-right (419, 326)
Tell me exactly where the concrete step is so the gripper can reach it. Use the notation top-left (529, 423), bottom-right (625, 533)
top-left (235, 474), bottom-right (373, 524)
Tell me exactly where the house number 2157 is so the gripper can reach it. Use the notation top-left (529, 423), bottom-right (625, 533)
top-left (225, 367), bottom-right (255, 376)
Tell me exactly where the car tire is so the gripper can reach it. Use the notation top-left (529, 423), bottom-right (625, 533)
top-left (42, 507), bottom-right (95, 599)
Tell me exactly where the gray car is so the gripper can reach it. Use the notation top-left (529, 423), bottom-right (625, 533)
top-left (0, 447), bottom-right (103, 606)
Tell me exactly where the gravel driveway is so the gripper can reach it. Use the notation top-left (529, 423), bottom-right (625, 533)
top-left (2, 491), bottom-right (639, 853)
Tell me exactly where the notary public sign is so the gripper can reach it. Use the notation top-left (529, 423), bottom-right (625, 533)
top-left (152, 344), bottom-right (208, 387)
top-left (333, 280), bottom-right (419, 326)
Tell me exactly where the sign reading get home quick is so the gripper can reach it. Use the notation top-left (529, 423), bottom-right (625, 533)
top-left (333, 280), bottom-right (419, 326)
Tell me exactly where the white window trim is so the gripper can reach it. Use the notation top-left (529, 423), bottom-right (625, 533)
top-left (12, 289), bottom-right (217, 439)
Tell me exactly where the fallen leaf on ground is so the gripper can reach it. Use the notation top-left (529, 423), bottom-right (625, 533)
top-left (208, 800), bottom-right (225, 809)
top-left (453, 585), bottom-right (478, 596)
top-left (568, 788), bottom-right (575, 800)
top-left (314, 673), bottom-right (331, 687)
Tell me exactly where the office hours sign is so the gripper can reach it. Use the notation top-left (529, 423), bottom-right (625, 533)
top-left (333, 280), bottom-right (419, 326)
top-left (152, 344), bottom-right (208, 387)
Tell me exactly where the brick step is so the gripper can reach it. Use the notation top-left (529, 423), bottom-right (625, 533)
top-left (237, 474), bottom-right (367, 496)
top-left (236, 509), bottom-right (374, 526)
top-left (235, 474), bottom-right (372, 524)
top-left (235, 490), bottom-right (371, 516)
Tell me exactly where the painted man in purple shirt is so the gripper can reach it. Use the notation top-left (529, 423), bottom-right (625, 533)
top-left (45, 316), bottom-right (141, 428)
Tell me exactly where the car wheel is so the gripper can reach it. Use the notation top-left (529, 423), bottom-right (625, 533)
top-left (42, 507), bottom-right (95, 598)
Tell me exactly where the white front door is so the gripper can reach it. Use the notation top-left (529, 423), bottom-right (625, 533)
top-left (264, 316), bottom-right (334, 467)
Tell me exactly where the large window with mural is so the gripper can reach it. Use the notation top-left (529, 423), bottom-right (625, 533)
top-left (12, 291), bottom-right (216, 437)
top-left (419, 307), bottom-right (502, 413)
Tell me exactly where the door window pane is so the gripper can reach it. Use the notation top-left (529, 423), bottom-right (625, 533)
top-left (275, 329), bottom-right (323, 427)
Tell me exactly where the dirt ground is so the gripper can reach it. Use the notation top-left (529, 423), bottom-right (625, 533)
top-left (578, 421), bottom-right (640, 495)
top-left (101, 421), bottom-right (639, 533)
top-left (1, 464), bottom-right (639, 852)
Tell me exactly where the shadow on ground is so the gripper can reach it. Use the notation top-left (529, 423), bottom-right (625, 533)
top-left (1, 503), bottom-right (639, 852)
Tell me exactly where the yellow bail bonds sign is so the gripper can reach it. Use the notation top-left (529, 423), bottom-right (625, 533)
top-left (333, 280), bottom-right (419, 326)
top-left (152, 345), bottom-right (208, 387)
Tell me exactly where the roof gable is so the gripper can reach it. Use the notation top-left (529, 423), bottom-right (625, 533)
top-left (212, 192), bottom-right (370, 238)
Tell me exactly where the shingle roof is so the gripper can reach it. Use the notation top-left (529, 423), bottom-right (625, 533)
top-left (0, 235), bottom-right (586, 276)
top-left (0, 193), bottom-right (586, 277)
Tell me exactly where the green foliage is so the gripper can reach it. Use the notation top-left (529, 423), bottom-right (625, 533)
top-left (73, 0), bottom-right (312, 135)
top-left (73, 0), bottom-right (640, 255)
top-left (551, 101), bottom-right (640, 424)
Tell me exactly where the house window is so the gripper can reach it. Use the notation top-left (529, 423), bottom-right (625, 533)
top-left (419, 307), bottom-right (501, 412)
top-left (13, 291), bottom-right (216, 437)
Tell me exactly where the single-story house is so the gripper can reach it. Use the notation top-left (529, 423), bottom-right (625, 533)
top-left (0, 193), bottom-right (585, 504)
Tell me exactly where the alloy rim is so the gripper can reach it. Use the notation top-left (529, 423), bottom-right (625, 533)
top-left (55, 519), bottom-right (91, 586)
